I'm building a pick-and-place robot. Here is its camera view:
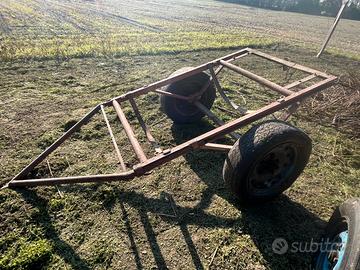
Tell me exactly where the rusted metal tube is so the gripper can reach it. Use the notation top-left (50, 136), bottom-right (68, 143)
top-left (11, 105), bottom-right (101, 181)
top-left (194, 101), bottom-right (240, 140)
top-left (101, 105), bottom-right (127, 171)
top-left (220, 60), bottom-right (294, 96)
top-left (209, 67), bottom-right (247, 114)
top-left (112, 100), bottom-right (147, 163)
top-left (153, 89), bottom-right (190, 100)
top-left (8, 170), bottom-right (136, 187)
top-left (284, 74), bottom-right (317, 89)
top-left (103, 49), bottom-right (250, 105)
top-left (248, 49), bottom-right (330, 78)
top-left (129, 98), bottom-right (162, 154)
top-left (200, 143), bottom-right (232, 152)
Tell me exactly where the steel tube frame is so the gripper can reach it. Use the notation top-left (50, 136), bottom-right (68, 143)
top-left (101, 105), bottom-right (127, 171)
top-left (248, 49), bottom-right (331, 78)
top-left (104, 49), bottom-right (250, 105)
top-left (194, 101), bottom-right (241, 140)
top-left (129, 98), bottom-right (162, 154)
top-left (220, 60), bottom-right (295, 96)
top-left (4, 48), bottom-right (337, 189)
top-left (209, 67), bottom-right (247, 114)
top-left (113, 100), bottom-right (147, 163)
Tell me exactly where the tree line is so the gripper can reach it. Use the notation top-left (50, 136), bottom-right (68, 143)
top-left (226, 0), bottom-right (360, 20)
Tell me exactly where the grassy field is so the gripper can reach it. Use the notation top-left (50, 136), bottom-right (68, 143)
top-left (0, 0), bottom-right (360, 60)
top-left (0, 0), bottom-right (359, 269)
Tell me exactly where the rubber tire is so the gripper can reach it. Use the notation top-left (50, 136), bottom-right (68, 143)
top-left (313, 198), bottom-right (360, 270)
top-left (223, 120), bottom-right (312, 204)
top-left (160, 67), bottom-right (216, 124)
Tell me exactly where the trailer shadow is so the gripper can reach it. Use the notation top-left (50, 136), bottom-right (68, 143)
top-left (17, 179), bottom-right (325, 269)
top-left (103, 189), bottom-right (211, 270)
top-left (170, 122), bottom-right (327, 269)
top-left (100, 184), bottom-right (325, 269)
top-left (17, 189), bottom-right (91, 270)
top-left (13, 121), bottom-right (327, 269)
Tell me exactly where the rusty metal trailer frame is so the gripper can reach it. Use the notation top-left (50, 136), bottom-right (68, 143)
top-left (2, 48), bottom-right (337, 189)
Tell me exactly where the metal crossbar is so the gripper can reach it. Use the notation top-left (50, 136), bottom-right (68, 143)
top-left (2, 48), bottom-right (337, 190)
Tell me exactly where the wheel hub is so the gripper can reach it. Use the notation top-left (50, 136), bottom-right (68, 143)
top-left (249, 143), bottom-right (297, 193)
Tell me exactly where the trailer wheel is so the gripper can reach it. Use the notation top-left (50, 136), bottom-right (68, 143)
top-left (312, 198), bottom-right (360, 270)
top-left (160, 67), bottom-right (216, 124)
top-left (223, 120), bottom-right (312, 204)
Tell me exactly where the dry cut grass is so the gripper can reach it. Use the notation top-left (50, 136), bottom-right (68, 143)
top-left (304, 72), bottom-right (360, 139)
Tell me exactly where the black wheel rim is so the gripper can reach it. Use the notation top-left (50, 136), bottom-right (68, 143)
top-left (247, 142), bottom-right (298, 196)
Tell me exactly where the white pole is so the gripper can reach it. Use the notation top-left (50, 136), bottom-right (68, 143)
top-left (317, 0), bottom-right (350, 58)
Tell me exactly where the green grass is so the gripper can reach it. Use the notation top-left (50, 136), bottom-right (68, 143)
top-left (0, 0), bottom-right (359, 61)
top-left (0, 45), bottom-right (359, 269)
top-left (0, 32), bottom-right (275, 60)
top-left (0, 239), bottom-right (53, 270)
top-left (0, 0), bottom-right (359, 269)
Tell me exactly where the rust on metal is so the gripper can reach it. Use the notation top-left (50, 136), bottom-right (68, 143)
top-left (8, 171), bottom-right (137, 188)
top-left (101, 105), bottom-right (127, 171)
top-left (200, 143), bottom-right (232, 152)
top-left (113, 100), bottom-right (147, 163)
top-left (153, 89), bottom-right (190, 100)
top-left (194, 101), bottom-right (241, 140)
top-left (248, 49), bottom-right (330, 78)
top-left (209, 67), bottom-right (247, 114)
top-left (11, 105), bottom-right (101, 182)
top-left (3, 48), bottom-right (337, 189)
top-left (129, 98), bottom-right (162, 154)
top-left (220, 60), bottom-right (295, 96)
top-left (284, 74), bottom-right (317, 89)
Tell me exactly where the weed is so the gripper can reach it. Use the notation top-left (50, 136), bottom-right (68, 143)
top-left (0, 239), bottom-right (53, 270)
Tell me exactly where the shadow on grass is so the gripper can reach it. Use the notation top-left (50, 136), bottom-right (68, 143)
top-left (17, 189), bottom-right (91, 270)
top-left (99, 185), bottom-right (325, 269)
top-left (170, 121), bottom-right (327, 269)
top-left (100, 189), bottom-right (206, 270)
top-left (12, 120), bottom-right (326, 269)
top-left (16, 180), bottom-right (325, 269)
